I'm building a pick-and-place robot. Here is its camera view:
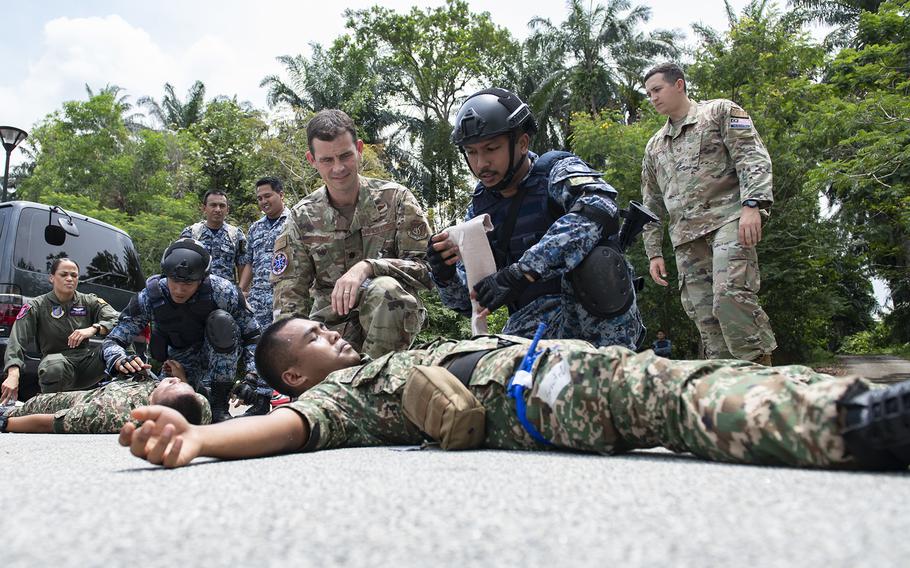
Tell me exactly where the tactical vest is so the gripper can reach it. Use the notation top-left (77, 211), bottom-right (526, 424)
top-left (146, 275), bottom-right (218, 350)
top-left (471, 151), bottom-right (574, 313)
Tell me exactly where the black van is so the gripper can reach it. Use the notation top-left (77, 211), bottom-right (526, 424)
top-left (0, 201), bottom-right (146, 400)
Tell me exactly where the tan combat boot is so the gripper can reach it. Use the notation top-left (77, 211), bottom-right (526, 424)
top-left (753, 353), bottom-right (773, 366)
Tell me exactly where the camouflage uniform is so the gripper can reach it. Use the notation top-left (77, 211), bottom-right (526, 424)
top-left (271, 177), bottom-right (432, 358)
top-left (242, 209), bottom-right (289, 329)
top-left (435, 153), bottom-right (643, 349)
top-left (10, 377), bottom-right (211, 433)
top-left (284, 335), bottom-right (861, 468)
top-left (101, 275), bottom-right (259, 392)
top-left (642, 99), bottom-right (777, 360)
top-left (180, 222), bottom-right (247, 284)
top-left (3, 291), bottom-right (120, 392)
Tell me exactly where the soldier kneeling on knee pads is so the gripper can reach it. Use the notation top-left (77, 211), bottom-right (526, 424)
top-left (101, 238), bottom-right (263, 423)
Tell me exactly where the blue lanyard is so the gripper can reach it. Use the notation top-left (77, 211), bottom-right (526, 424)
top-left (507, 322), bottom-right (552, 446)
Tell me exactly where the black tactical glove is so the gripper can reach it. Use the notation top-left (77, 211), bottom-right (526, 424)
top-left (473, 263), bottom-right (530, 312)
top-left (426, 240), bottom-right (457, 282)
top-left (231, 374), bottom-right (260, 405)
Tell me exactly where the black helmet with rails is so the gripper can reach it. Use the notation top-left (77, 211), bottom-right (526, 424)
top-left (160, 238), bottom-right (211, 282)
top-left (451, 88), bottom-right (538, 193)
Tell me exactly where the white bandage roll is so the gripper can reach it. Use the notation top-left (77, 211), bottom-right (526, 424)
top-left (445, 214), bottom-right (497, 335)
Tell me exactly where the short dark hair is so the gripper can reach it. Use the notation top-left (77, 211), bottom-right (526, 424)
top-left (158, 391), bottom-right (205, 425)
top-left (306, 109), bottom-right (358, 155)
top-left (50, 257), bottom-right (79, 274)
top-left (644, 62), bottom-right (687, 92)
top-left (202, 189), bottom-right (229, 206)
top-left (255, 176), bottom-right (283, 194)
top-left (255, 317), bottom-right (300, 396)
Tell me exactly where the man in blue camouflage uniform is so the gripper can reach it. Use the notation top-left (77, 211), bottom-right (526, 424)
top-left (240, 177), bottom-right (289, 329)
top-left (236, 176), bottom-right (290, 414)
top-left (429, 88), bottom-right (644, 349)
top-left (120, 317), bottom-right (910, 473)
top-left (102, 238), bottom-right (260, 422)
top-left (180, 190), bottom-right (249, 285)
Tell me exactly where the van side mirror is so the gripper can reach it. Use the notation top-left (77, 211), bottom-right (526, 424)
top-left (44, 206), bottom-right (80, 245)
top-left (45, 225), bottom-right (66, 246)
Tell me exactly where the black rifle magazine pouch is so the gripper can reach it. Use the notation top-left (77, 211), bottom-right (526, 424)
top-left (402, 365), bottom-right (486, 450)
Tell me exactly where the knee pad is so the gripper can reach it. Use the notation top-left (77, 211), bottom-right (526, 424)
top-left (205, 309), bottom-right (238, 354)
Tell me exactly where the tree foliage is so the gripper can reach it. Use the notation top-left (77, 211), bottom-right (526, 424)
top-left (11, 0), bottom-right (904, 359)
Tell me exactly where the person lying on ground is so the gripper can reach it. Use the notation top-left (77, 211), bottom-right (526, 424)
top-left (1, 360), bottom-right (209, 433)
top-left (117, 317), bottom-right (910, 472)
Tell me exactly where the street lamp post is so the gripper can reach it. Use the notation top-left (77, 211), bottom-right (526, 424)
top-left (1, 126), bottom-right (28, 203)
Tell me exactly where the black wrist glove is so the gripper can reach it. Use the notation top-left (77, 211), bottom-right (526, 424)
top-left (231, 374), bottom-right (259, 405)
top-left (427, 241), bottom-right (456, 282)
top-left (473, 263), bottom-right (530, 312)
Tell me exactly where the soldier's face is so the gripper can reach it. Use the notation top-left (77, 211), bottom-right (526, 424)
top-left (49, 261), bottom-right (79, 296)
top-left (306, 134), bottom-right (364, 196)
top-left (280, 318), bottom-right (360, 393)
top-left (203, 194), bottom-right (229, 226)
top-left (463, 133), bottom-right (529, 189)
top-left (167, 280), bottom-right (202, 304)
top-left (644, 73), bottom-right (686, 116)
top-left (256, 184), bottom-right (284, 219)
top-left (149, 376), bottom-right (196, 405)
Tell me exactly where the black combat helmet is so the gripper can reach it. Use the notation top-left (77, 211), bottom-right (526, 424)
top-left (451, 88), bottom-right (538, 193)
top-left (161, 238), bottom-right (211, 282)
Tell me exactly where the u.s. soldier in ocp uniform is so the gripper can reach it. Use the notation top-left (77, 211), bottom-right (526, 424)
top-left (120, 317), bottom-right (910, 472)
top-left (641, 62), bottom-right (776, 364)
top-left (270, 109), bottom-right (432, 359)
top-left (2, 258), bottom-right (119, 403)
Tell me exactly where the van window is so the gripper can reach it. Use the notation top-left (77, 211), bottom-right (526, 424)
top-left (0, 207), bottom-right (8, 241)
top-left (13, 207), bottom-right (144, 291)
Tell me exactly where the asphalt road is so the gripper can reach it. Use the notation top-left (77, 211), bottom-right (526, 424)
top-left (2, 434), bottom-right (908, 567)
top-left (839, 355), bottom-right (910, 383)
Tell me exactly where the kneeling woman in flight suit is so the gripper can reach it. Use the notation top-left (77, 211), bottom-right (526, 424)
top-left (1, 258), bottom-right (120, 403)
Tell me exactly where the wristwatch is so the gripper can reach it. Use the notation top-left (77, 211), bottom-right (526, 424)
top-left (91, 323), bottom-right (103, 334)
top-left (742, 199), bottom-right (760, 208)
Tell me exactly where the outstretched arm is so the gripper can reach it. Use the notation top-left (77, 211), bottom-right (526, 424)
top-left (118, 406), bottom-right (308, 468)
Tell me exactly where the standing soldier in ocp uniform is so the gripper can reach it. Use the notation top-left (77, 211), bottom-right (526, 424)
top-left (641, 62), bottom-right (777, 364)
top-left (270, 109), bottom-right (432, 359)
top-left (2, 258), bottom-right (120, 403)
top-left (181, 189), bottom-right (249, 285)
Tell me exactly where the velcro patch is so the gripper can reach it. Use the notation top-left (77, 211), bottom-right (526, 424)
top-left (274, 234), bottom-right (287, 251)
top-left (408, 221), bottom-right (429, 241)
top-left (729, 108), bottom-right (750, 118)
top-left (729, 117), bottom-right (752, 130)
top-left (362, 222), bottom-right (395, 237)
top-left (15, 304), bottom-right (31, 320)
top-left (272, 252), bottom-right (289, 275)
top-left (69, 306), bottom-right (88, 316)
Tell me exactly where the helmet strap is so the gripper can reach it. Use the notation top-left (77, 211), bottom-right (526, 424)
top-left (461, 130), bottom-right (525, 195)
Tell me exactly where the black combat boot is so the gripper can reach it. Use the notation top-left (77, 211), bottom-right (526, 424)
top-left (838, 380), bottom-right (910, 471)
top-left (210, 382), bottom-right (233, 423)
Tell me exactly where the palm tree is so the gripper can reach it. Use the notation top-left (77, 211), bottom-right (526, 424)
top-left (526, 0), bottom-right (681, 124)
top-left (259, 38), bottom-right (401, 144)
top-left (84, 83), bottom-right (145, 131)
top-left (789, 0), bottom-right (886, 48)
top-left (138, 81), bottom-right (207, 130)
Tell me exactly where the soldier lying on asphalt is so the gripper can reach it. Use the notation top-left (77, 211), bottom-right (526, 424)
top-left (117, 317), bottom-right (910, 472)
top-left (1, 363), bottom-right (210, 434)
